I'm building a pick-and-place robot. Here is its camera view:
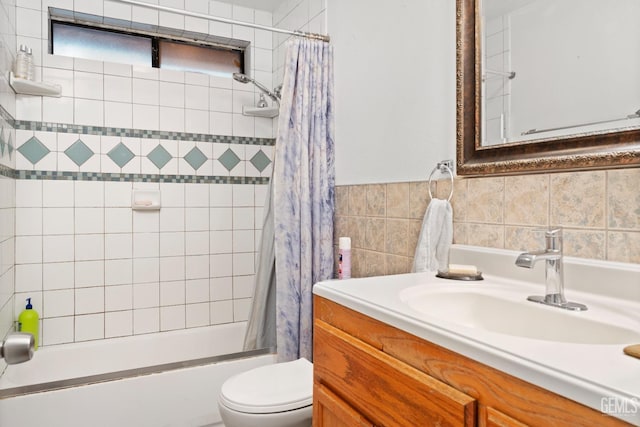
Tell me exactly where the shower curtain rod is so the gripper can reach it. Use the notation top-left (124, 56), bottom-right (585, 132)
top-left (113, 0), bottom-right (330, 42)
top-left (521, 109), bottom-right (640, 136)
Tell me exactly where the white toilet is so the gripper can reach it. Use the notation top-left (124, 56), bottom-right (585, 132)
top-left (218, 358), bottom-right (313, 427)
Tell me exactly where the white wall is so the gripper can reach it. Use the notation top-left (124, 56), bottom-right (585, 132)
top-left (328, 0), bottom-right (456, 185)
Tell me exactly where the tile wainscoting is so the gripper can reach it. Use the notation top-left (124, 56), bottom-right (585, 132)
top-left (334, 168), bottom-right (640, 278)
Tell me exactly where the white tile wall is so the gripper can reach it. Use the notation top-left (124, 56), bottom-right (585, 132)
top-left (7, 0), bottom-right (285, 347)
top-left (0, 0), bottom-right (325, 358)
top-left (14, 179), bottom-right (265, 345)
top-left (0, 175), bottom-right (16, 375)
top-left (483, 15), bottom-right (510, 146)
top-left (13, 1), bottom-right (278, 138)
top-left (273, 0), bottom-right (327, 87)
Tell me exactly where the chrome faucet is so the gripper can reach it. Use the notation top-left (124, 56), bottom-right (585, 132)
top-left (515, 228), bottom-right (587, 311)
top-left (0, 332), bottom-right (34, 365)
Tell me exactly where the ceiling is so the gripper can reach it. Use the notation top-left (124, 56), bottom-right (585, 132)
top-left (222, 0), bottom-right (288, 12)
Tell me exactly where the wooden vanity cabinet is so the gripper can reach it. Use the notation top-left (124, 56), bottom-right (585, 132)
top-left (314, 313), bottom-right (475, 426)
top-left (313, 295), bottom-right (632, 427)
top-left (314, 383), bottom-right (374, 427)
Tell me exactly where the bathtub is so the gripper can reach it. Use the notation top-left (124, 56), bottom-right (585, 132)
top-left (0, 323), bottom-right (275, 427)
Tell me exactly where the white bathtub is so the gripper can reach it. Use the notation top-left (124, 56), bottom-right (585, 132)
top-left (0, 324), bottom-right (275, 427)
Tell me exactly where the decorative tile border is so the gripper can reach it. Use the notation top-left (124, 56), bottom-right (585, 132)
top-left (0, 106), bottom-right (16, 168)
top-left (16, 134), bottom-right (274, 176)
top-left (0, 106), bottom-right (15, 127)
top-left (17, 169), bottom-right (269, 185)
top-left (14, 120), bottom-right (275, 146)
top-left (6, 114), bottom-right (275, 184)
top-left (0, 164), bottom-right (17, 179)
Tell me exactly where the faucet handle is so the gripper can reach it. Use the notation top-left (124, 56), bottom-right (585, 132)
top-left (532, 227), bottom-right (562, 250)
top-left (543, 227), bottom-right (562, 237)
top-left (542, 227), bottom-right (562, 251)
top-left (532, 227), bottom-right (562, 235)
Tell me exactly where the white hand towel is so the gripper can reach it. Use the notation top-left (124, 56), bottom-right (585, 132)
top-left (411, 198), bottom-right (453, 272)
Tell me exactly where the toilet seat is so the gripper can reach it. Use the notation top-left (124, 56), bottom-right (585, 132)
top-left (219, 358), bottom-right (313, 414)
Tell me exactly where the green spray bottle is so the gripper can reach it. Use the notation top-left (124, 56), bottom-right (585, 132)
top-left (18, 298), bottom-right (39, 350)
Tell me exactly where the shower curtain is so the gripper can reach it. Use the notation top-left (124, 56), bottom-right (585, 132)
top-left (243, 38), bottom-right (335, 362)
top-left (242, 178), bottom-right (277, 351)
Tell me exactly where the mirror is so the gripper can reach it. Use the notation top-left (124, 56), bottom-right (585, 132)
top-left (456, 0), bottom-right (640, 176)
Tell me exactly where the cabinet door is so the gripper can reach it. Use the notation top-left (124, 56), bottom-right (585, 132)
top-left (313, 383), bottom-right (374, 427)
top-left (480, 406), bottom-right (529, 427)
top-left (314, 319), bottom-right (476, 427)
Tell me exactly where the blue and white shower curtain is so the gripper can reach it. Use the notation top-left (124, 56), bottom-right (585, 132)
top-left (273, 38), bottom-right (335, 362)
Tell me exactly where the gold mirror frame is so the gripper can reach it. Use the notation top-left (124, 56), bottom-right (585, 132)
top-left (456, 0), bottom-right (640, 176)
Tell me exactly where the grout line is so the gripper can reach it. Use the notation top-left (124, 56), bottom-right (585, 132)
top-left (604, 170), bottom-right (609, 260)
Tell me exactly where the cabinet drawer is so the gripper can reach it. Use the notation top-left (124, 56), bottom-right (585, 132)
top-left (480, 406), bottom-right (529, 427)
top-left (314, 319), bottom-right (476, 427)
top-left (313, 383), bottom-right (374, 427)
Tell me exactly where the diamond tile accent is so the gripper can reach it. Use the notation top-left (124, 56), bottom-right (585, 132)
top-left (147, 144), bottom-right (172, 169)
top-left (108, 142), bottom-right (135, 168)
top-left (218, 148), bottom-right (241, 171)
top-left (8, 133), bottom-right (14, 160)
top-left (17, 136), bottom-right (50, 165)
top-left (0, 127), bottom-right (5, 156)
top-left (184, 146), bottom-right (207, 170)
top-left (250, 150), bottom-right (271, 172)
top-left (65, 139), bottom-right (94, 166)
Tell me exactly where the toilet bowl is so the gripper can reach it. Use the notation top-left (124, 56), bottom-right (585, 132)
top-left (218, 357), bottom-right (313, 427)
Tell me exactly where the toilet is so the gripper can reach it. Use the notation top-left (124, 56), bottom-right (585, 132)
top-left (218, 358), bottom-right (313, 427)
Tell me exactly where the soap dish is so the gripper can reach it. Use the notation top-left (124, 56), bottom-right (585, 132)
top-left (436, 270), bottom-right (484, 281)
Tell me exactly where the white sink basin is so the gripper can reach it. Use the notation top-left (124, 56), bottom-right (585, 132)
top-left (399, 284), bottom-right (640, 345)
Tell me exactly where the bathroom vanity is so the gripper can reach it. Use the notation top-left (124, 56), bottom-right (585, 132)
top-left (312, 246), bottom-right (640, 426)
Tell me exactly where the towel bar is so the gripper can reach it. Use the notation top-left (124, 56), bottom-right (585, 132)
top-left (428, 161), bottom-right (454, 202)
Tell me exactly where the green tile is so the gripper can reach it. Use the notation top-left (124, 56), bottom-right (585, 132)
top-left (250, 150), bottom-right (271, 172)
top-left (108, 142), bottom-right (135, 168)
top-left (17, 136), bottom-right (50, 165)
top-left (0, 127), bottom-right (5, 156)
top-left (147, 144), bottom-right (172, 169)
top-left (7, 133), bottom-right (14, 160)
top-left (65, 139), bottom-right (94, 166)
top-left (184, 147), bottom-right (207, 170)
top-left (218, 148), bottom-right (240, 171)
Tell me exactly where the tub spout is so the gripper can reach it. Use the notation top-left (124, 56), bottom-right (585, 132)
top-left (0, 332), bottom-right (34, 365)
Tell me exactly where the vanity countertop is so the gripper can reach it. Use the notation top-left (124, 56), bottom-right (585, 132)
top-left (313, 246), bottom-right (640, 425)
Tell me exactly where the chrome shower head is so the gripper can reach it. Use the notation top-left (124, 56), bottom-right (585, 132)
top-left (232, 73), bottom-right (252, 84)
top-left (232, 73), bottom-right (281, 104)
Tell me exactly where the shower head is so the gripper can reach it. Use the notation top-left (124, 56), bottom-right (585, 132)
top-left (232, 73), bottom-right (281, 104)
top-left (232, 73), bottom-right (252, 84)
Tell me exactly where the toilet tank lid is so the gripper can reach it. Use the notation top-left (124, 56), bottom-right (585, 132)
top-left (219, 358), bottom-right (313, 414)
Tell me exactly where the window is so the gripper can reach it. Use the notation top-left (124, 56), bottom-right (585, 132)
top-left (52, 22), bottom-right (152, 67)
top-left (50, 17), bottom-right (245, 77)
top-left (159, 40), bottom-right (242, 78)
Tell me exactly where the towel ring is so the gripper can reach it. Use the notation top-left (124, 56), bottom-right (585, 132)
top-left (428, 161), bottom-right (454, 202)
